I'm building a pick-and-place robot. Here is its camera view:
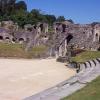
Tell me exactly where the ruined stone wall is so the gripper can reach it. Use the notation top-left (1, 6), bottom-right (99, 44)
top-left (0, 20), bottom-right (100, 54)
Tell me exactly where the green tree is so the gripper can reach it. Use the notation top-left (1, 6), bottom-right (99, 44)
top-left (30, 9), bottom-right (48, 23)
top-left (0, 0), bottom-right (16, 16)
top-left (10, 10), bottom-right (28, 27)
top-left (45, 14), bottom-right (56, 25)
top-left (15, 1), bottom-right (27, 11)
top-left (56, 16), bottom-right (65, 22)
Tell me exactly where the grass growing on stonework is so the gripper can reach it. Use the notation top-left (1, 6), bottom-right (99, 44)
top-left (71, 51), bottom-right (100, 63)
top-left (62, 76), bottom-right (100, 100)
top-left (0, 43), bottom-right (48, 58)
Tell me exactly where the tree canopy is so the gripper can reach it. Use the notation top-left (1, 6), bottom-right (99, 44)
top-left (0, 0), bottom-right (74, 27)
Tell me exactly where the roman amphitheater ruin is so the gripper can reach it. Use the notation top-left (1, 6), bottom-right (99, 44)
top-left (0, 20), bottom-right (100, 57)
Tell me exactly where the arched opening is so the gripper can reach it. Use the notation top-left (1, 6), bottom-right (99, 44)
top-left (96, 33), bottom-right (98, 37)
top-left (66, 34), bottom-right (73, 44)
top-left (5, 37), bottom-right (10, 40)
top-left (5, 37), bottom-right (10, 43)
top-left (12, 38), bottom-right (16, 42)
top-left (40, 24), bottom-right (44, 32)
top-left (56, 27), bottom-right (59, 31)
top-left (62, 24), bottom-right (66, 32)
top-left (34, 25), bottom-right (37, 29)
top-left (0, 36), bottom-right (3, 40)
top-left (97, 46), bottom-right (100, 51)
top-left (19, 38), bottom-right (24, 44)
top-left (95, 33), bottom-right (99, 42)
top-left (27, 28), bottom-right (32, 32)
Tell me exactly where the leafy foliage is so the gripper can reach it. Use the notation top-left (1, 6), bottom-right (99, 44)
top-left (0, 0), bottom-right (74, 27)
top-left (56, 16), bottom-right (66, 22)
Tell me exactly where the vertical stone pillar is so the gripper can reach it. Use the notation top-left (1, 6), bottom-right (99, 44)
top-left (64, 39), bottom-right (67, 56)
top-left (93, 34), bottom-right (96, 42)
top-left (59, 45), bottom-right (63, 57)
top-left (55, 51), bottom-right (59, 59)
top-left (53, 24), bottom-right (57, 33)
top-left (37, 27), bottom-right (41, 34)
top-left (44, 24), bottom-right (48, 33)
top-left (87, 31), bottom-right (90, 38)
top-left (49, 48), bottom-right (52, 57)
top-left (93, 24), bottom-right (100, 42)
top-left (93, 28), bottom-right (97, 42)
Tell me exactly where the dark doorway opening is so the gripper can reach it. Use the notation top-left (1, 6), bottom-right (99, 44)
top-left (62, 24), bottom-right (66, 32)
top-left (12, 38), bottom-right (16, 42)
top-left (19, 38), bottom-right (24, 41)
top-left (66, 34), bottom-right (73, 44)
top-left (0, 36), bottom-right (3, 40)
top-left (5, 37), bottom-right (10, 40)
top-left (40, 24), bottom-right (44, 32)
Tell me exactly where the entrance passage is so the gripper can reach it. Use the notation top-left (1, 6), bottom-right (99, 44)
top-left (66, 34), bottom-right (73, 44)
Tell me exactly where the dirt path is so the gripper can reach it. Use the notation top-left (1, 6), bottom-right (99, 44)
top-left (0, 58), bottom-right (75, 100)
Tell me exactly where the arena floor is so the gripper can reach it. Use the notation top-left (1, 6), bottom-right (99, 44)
top-left (0, 58), bottom-right (75, 100)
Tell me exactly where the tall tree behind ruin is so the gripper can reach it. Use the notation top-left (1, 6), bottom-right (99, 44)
top-left (0, 0), bottom-right (27, 16)
top-left (0, 0), bottom-right (16, 15)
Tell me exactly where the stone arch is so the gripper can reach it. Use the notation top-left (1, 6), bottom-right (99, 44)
top-left (12, 38), bottom-right (16, 42)
top-left (0, 36), bottom-right (3, 40)
top-left (27, 28), bottom-right (32, 32)
top-left (62, 24), bottom-right (66, 32)
top-left (93, 32), bottom-right (100, 42)
top-left (5, 37), bottom-right (10, 43)
top-left (66, 34), bottom-right (73, 44)
top-left (95, 33), bottom-right (99, 42)
top-left (19, 38), bottom-right (24, 44)
top-left (40, 24), bottom-right (44, 32)
top-left (5, 37), bottom-right (10, 40)
top-left (99, 36), bottom-right (100, 42)
top-left (98, 46), bottom-right (100, 51)
top-left (34, 25), bottom-right (37, 29)
top-left (96, 33), bottom-right (98, 37)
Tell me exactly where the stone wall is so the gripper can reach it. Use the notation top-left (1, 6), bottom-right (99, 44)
top-left (0, 20), bottom-right (100, 54)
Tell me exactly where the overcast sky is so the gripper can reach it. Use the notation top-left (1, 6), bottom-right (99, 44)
top-left (17, 0), bottom-right (100, 24)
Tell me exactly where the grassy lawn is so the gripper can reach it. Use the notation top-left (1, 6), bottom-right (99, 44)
top-left (62, 76), bottom-right (100, 100)
top-left (0, 43), bottom-right (48, 58)
top-left (71, 51), bottom-right (100, 63)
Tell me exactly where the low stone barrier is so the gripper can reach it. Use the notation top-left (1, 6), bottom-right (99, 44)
top-left (24, 58), bottom-right (100, 100)
top-left (77, 58), bottom-right (100, 72)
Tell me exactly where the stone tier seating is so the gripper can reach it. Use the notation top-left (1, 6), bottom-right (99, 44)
top-left (24, 58), bottom-right (100, 100)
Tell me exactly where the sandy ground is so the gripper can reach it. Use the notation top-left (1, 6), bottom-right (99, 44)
top-left (0, 58), bottom-right (75, 100)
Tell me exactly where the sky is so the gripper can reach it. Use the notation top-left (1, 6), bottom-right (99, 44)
top-left (17, 0), bottom-right (100, 24)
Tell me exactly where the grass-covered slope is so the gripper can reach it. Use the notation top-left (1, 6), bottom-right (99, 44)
top-left (0, 43), bottom-right (48, 58)
top-left (71, 51), bottom-right (100, 63)
top-left (62, 76), bottom-right (100, 100)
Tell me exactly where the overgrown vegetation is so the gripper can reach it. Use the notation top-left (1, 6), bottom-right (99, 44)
top-left (62, 76), bottom-right (100, 100)
top-left (0, 43), bottom-right (48, 58)
top-left (71, 51), bottom-right (100, 63)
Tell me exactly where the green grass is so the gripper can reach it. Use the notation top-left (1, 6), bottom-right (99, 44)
top-left (71, 51), bottom-right (100, 63)
top-left (62, 76), bottom-right (100, 100)
top-left (0, 43), bottom-right (48, 58)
